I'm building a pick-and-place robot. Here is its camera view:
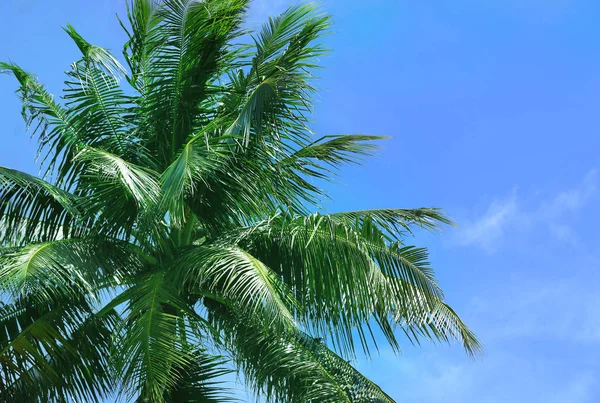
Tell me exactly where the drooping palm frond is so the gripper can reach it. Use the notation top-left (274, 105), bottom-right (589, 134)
top-left (0, 293), bottom-right (122, 402)
top-left (0, 167), bottom-right (83, 245)
top-left (64, 23), bottom-right (127, 80)
top-left (0, 238), bottom-right (142, 305)
top-left (74, 147), bottom-right (162, 237)
top-left (175, 245), bottom-right (298, 330)
top-left (230, 212), bottom-right (442, 354)
top-left (103, 270), bottom-right (220, 402)
top-left (161, 349), bottom-right (236, 403)
top-left (0, 63), bottom-right (85, 184)
top-left (396, 296), bottom-right (481, 357)
top-left (294, 333), bottom-right (396, 403)
top-left (204, 298), bottom-right (396, 403)
top-left (0, 307), bottom-right (120, 403)
top-left (75, 147), bottom-right (160, 208)
top-left (204, 297), bottom-right (347, 403)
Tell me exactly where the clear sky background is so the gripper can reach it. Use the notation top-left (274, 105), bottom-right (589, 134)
top-left (1, 0), bottom-right (600, 402)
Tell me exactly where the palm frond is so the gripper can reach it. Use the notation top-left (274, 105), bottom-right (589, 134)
top-left (141, 0), bottom-right (249, 164)
top-left (330, 207), bottom-right (455, 238)
top-left (75, 147), bottom-right (160, 208)
top-left (223, 77), bottom-right (278, 147)
top-left (162, 349), bottom-right (237, 403)
top-left (108, 271), bottom-right (204, 402)
top-left (176, 245), bottom-right (298, 331)
top-left (232, 212), bottom-right (455, 356)
top-left (64, 24), bottom-right (127, 80)
top-left (0, 166), bottom-right (82, 245)
top-left (251, 3), bottom-right (329, 77)
top-left (396, 296), bottom-right (482, 357)
top-left (0, 294), bottom-right (118, 402)
top-left (281, 135), bottom-right (387, 177)
top-left (248, 3), bottom-right (330, 135)
top-left (295, 332), bottom-right (396, 403)
top-left (62, 56), bottom-right (139, 159)
top-left (120, 0), bottom-right (164, 91)
top-left (0, 238), bottom-right (143, 304)
top-left (205, 298), bottom-right (349, 403)
top-left (74, 147), bottom-right (161, 237)
top-left (0, 307), bottom-right (120, 403)
top-left (217, 3), bottom-right (330, 152)
top-left (0, 62), bottom-right (84, 183)
top-left (206, 298), bottom-right (395, 403)
top-left (160, 123), bottom-right (231, 226)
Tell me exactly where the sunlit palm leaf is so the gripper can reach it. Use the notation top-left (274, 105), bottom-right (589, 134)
top-left (233, 212), bottom-right (449, 356)
top-left (176, 245), bottom-right (298, 330)
top-left (0, 238), bottom-right (143, 304)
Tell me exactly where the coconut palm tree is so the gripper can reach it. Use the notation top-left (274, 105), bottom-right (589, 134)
top-left (0, 1), bottom-right (479, 402)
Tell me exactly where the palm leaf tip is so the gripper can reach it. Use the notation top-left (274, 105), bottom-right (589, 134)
top-left (64, 23), bottom-right (125, 79)
top-left (0, 62), bottom-right (32, 87)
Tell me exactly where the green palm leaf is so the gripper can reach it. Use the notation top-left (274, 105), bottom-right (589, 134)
top-left (176, 245), bottom-right (298, 330)
top-left (106, 270), bottom-right (213, 402)
top-left (205, 298), bottom-right (395, 403)
top-left (0, 307), bottom-right (119, 402)
top-left (0, 238), bottom-right (143, 304)
top-left (0, 166), bottom-right (83, 245)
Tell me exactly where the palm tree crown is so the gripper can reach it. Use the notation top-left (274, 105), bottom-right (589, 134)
top-left (0, 1), bottom-right (479, 402)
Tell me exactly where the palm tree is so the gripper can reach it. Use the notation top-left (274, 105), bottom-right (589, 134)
top-left (0, 1), bottom-right (479, 402)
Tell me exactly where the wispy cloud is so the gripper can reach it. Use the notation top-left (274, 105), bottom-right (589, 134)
top-left (548, 222), bottom-right (579, 246)
top-left (557, 372), bottom-right (599, 403)
top-left (455, 189), bottom-right (518, 252)
top-left (538, 169), bottom-right (598, 219)
top-left (358, 347), bottom-right (599, 403)
top-left (456, 169), bottom-right (597, 252)
top-left (470, 272), bottom-right (600, 344)
top-left (357, 174), bottom-right (600, 402)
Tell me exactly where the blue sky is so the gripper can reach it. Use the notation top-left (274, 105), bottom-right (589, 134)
top-left (1, 0), bottom-right (599, 402)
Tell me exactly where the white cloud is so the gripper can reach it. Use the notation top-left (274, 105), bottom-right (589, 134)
top-left (554, 372), bottom-right (599, 403)
top-left (539, 169), bottom-right (597, 219)
top-left (357, 347), bottom-right (599, 403)
top-left (472, 275), bottom-right (600, 344)
top-left (456, 169), bottom-right (597, 252)
top-left (456, 189), bottom-right (518, 252)
top-left (548, 222), bottom-right (579, 246)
